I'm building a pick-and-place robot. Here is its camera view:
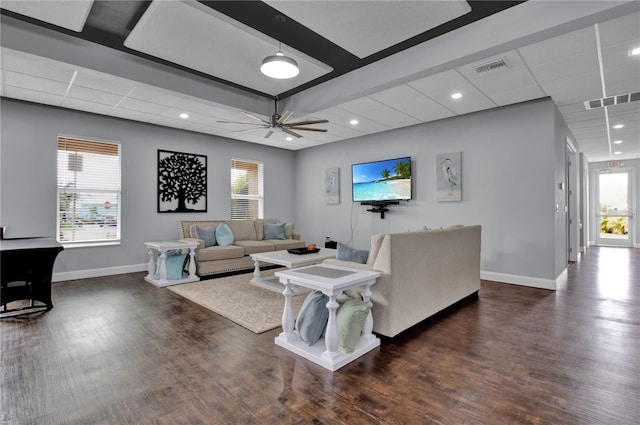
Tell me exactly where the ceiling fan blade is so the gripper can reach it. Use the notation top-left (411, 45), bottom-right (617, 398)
top-left (217, 120), bottom-right (269, 126)
top-left (282, 128), bottom-right (304, 138)
top-left (264, 130), bottom-right (274, 139)
top-left (285, 119), bottom-right (329, 126)
top-left (286, 126), bottom-right (328, 132)
top-left (277, 110), bottom-right (295, 124)
top-left (243, 111), bottom-right (270, 124)
top-left (231, 127), bottom-right (267, 133)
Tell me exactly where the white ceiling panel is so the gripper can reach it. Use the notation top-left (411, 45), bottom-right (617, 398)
top-left (408, 70), bottom-right (497, 115)
top-left (124, 0), bottom-right (332, 96)
top-left (265, 0), bottom-right (471, 58)
top-left (61, 97), bottom-right (113, 115)
top-left (535, 71), bottom-right (603, 105)
top-left (128, 87), bottom-right (183, 107)
top-left (517, 26), bottom-right (597, 66)
top-left (0, 0), bottom-right (93, 32)
top-left (109, 108), bottom-right (156, 123)
top-left (528, 52), bottom-right (599, 84)
top-left (160, 107), bottom-right (206, 123)
top-left (66, 86), bottom-right (124, 106)
top-left (3, 71), bottom-right (68, 96)
top-left (150, 115), bottom-right (191, 130)
top-left (73, 72), bottom-right (136, 96)
top-left (3, 85), bottom-right (62, 106)
top-left (118, 97), bottom-right (171, 115)
top-left (370, 85), bottom-right (455, 122)
top-left (2, 50), bottom-right (75, 83)
top-left (598, 12), bottom-right (640, 47)
top-left (61, 97), bottom-right (115, 115)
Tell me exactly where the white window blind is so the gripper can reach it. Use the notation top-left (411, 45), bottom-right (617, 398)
top-left (57, 136), bottom-right (121, 245)
top-left (231, 159), bottom-right (263, 220)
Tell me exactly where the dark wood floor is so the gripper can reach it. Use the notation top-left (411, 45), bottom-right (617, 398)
top-left (2, 246), bottom-right (638, 424)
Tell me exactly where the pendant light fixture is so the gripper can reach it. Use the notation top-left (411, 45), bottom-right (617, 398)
top-left (260, 43), bottom-right (299, 79)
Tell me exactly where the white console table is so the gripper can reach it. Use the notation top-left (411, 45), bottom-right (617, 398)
top-left (275, 264), bottom-right (380, 371)
top-left (144, 240), bottom-right (199, 287)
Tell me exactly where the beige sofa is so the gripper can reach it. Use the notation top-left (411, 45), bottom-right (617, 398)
top-left (179, 219), bottom-right (305, 277)
top-left (323, 225), bottom-right (481, 338)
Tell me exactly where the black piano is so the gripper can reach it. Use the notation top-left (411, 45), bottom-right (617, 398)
top-left (1, 237), bottom-right (64, 316)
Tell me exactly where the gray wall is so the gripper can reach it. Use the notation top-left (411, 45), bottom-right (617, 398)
top-left (293, 98), bottom-right (571, 287)
top-left (1, 97), bottom-right (579, 287)
top-left (0, 99), bottom-right (296, 276)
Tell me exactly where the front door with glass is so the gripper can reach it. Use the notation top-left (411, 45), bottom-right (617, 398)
top-left (596, 170), bottom-right (633, 247)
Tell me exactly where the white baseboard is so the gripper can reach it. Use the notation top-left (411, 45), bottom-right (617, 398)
top-left (53, 263), bottom-right (148, 282)
top-left (481, 271), bottom-right (557, 290)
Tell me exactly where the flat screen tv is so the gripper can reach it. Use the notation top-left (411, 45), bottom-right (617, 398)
top-left (352, 156), bottom-right (412, 203)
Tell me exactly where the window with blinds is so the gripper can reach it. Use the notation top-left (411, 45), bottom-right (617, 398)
top-left (231, 159), bottom-right (263, 220)
top-left (57, 136), bottom-right (121, 245)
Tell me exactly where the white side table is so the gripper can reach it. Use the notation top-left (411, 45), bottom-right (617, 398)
top-left (275, 264), bottom-right (380, 371)
top-left (144, 240), bottom-right (199, 287)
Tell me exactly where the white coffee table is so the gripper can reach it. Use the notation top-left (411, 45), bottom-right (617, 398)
top-left (274, 264), bottom-right (380, 371)
top-left (249, 248), bottom-right (337, 292)
top-left (144, 240), bottom-right (199, 287)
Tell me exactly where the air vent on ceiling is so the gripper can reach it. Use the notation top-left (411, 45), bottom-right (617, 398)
top-left (584, 91), bottom-right (640, 110)
top-left (472, 58), bottom-right (510, 74)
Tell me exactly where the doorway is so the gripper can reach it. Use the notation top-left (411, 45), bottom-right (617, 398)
top-left (596, 169), bottom-right (633, 247)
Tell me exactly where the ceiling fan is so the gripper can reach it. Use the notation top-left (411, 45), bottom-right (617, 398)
top-left (217, 98), bottom-right (329, 139)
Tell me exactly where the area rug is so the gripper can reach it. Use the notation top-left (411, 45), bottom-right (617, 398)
top-left (168, 270), bottom-right (307, 334)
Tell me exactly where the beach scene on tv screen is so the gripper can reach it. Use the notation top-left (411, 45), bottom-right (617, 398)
top-left (352, 157), bottom-right (411, 201)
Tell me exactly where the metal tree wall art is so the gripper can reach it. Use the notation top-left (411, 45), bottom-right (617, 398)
top-left (157, 150), bottom-right (207, 212)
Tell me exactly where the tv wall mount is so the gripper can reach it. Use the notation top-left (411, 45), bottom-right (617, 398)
top-left (361, 200), bottom-right (400, 219)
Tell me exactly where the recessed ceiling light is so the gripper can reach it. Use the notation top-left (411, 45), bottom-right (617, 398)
top-left (613, 140), bottom-right (623, 144)
top-left (614, 151), bottom-right (622, 155)
top-left (286, 136), bottom-right (293, 141)
top-left (612, 124), bottom-right (624, 129)
top-left (630, 47), bottom-right (640, 56)
top-left (451, 92), bottom-right (462, 100)
top-left (179, 113), bottom-right (189, 119)
top-left (350, 119), bottom-right (359, 125)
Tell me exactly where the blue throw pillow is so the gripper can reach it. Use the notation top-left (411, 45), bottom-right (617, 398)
top-left (195, 224), bottom-right (216, 247)
top-left (296, 290), bottom-right (329, 345)
top-left (336, 242), bottom-right (369, 264)
top-left (264, 222), bottom-right (286, 240)
top-left (215, 223), bottom-right (234, 246)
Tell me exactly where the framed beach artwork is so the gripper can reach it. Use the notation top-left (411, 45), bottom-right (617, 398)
top-left (157, 149), bottom-right (207, 212)
top-left (325, 167), bottom-right (340, 204)
top-left (436, 152), bottom-right (461, 202)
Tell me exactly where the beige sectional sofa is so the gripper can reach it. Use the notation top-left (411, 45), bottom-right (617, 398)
top-left (323, 225), bottom-right (481, 338)
top-left (179, 219), bottom-right (305, 277)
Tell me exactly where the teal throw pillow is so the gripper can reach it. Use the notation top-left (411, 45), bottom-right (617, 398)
top-left (284, 222), bottom-right (294, 239)
top-left (296, 290), bottom-right (329, 345)
top-left (215, 223), bottom-right (234, 246)
top-left (155, 250), bottom-right (187, 280)
top-left (195, 224), bottom-right (217, 247)
top-left (336, 298), bottom-right (373, 354)
top-left (264, 222), bottom-right (286, 240)
top-left (336, 242), bottom-right (369, 264)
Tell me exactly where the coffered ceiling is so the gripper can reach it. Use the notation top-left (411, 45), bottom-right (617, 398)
top-left (1, 1), bottom-right (638, 161)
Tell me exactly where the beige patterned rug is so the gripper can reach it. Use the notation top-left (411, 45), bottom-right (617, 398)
top-left (168, 269), bottom-right (307, 334)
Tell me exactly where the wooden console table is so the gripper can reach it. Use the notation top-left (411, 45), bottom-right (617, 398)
top-left (1, 237), bottom-right (63, 316)
top-left (144, 240), bottom-right (199, 287)
top-left (275, 264), bottom-right (380, 371)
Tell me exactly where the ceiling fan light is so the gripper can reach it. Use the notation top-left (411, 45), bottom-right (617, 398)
top-left (260, 51), bottom-right (299, 79)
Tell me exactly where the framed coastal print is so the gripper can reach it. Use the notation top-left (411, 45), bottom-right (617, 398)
top-left (436, 152), bottom-right (461, 202)
top-left (325, 167), bottom-right (340, 204)
top-left (157, 149), bottom-right (207, 212)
